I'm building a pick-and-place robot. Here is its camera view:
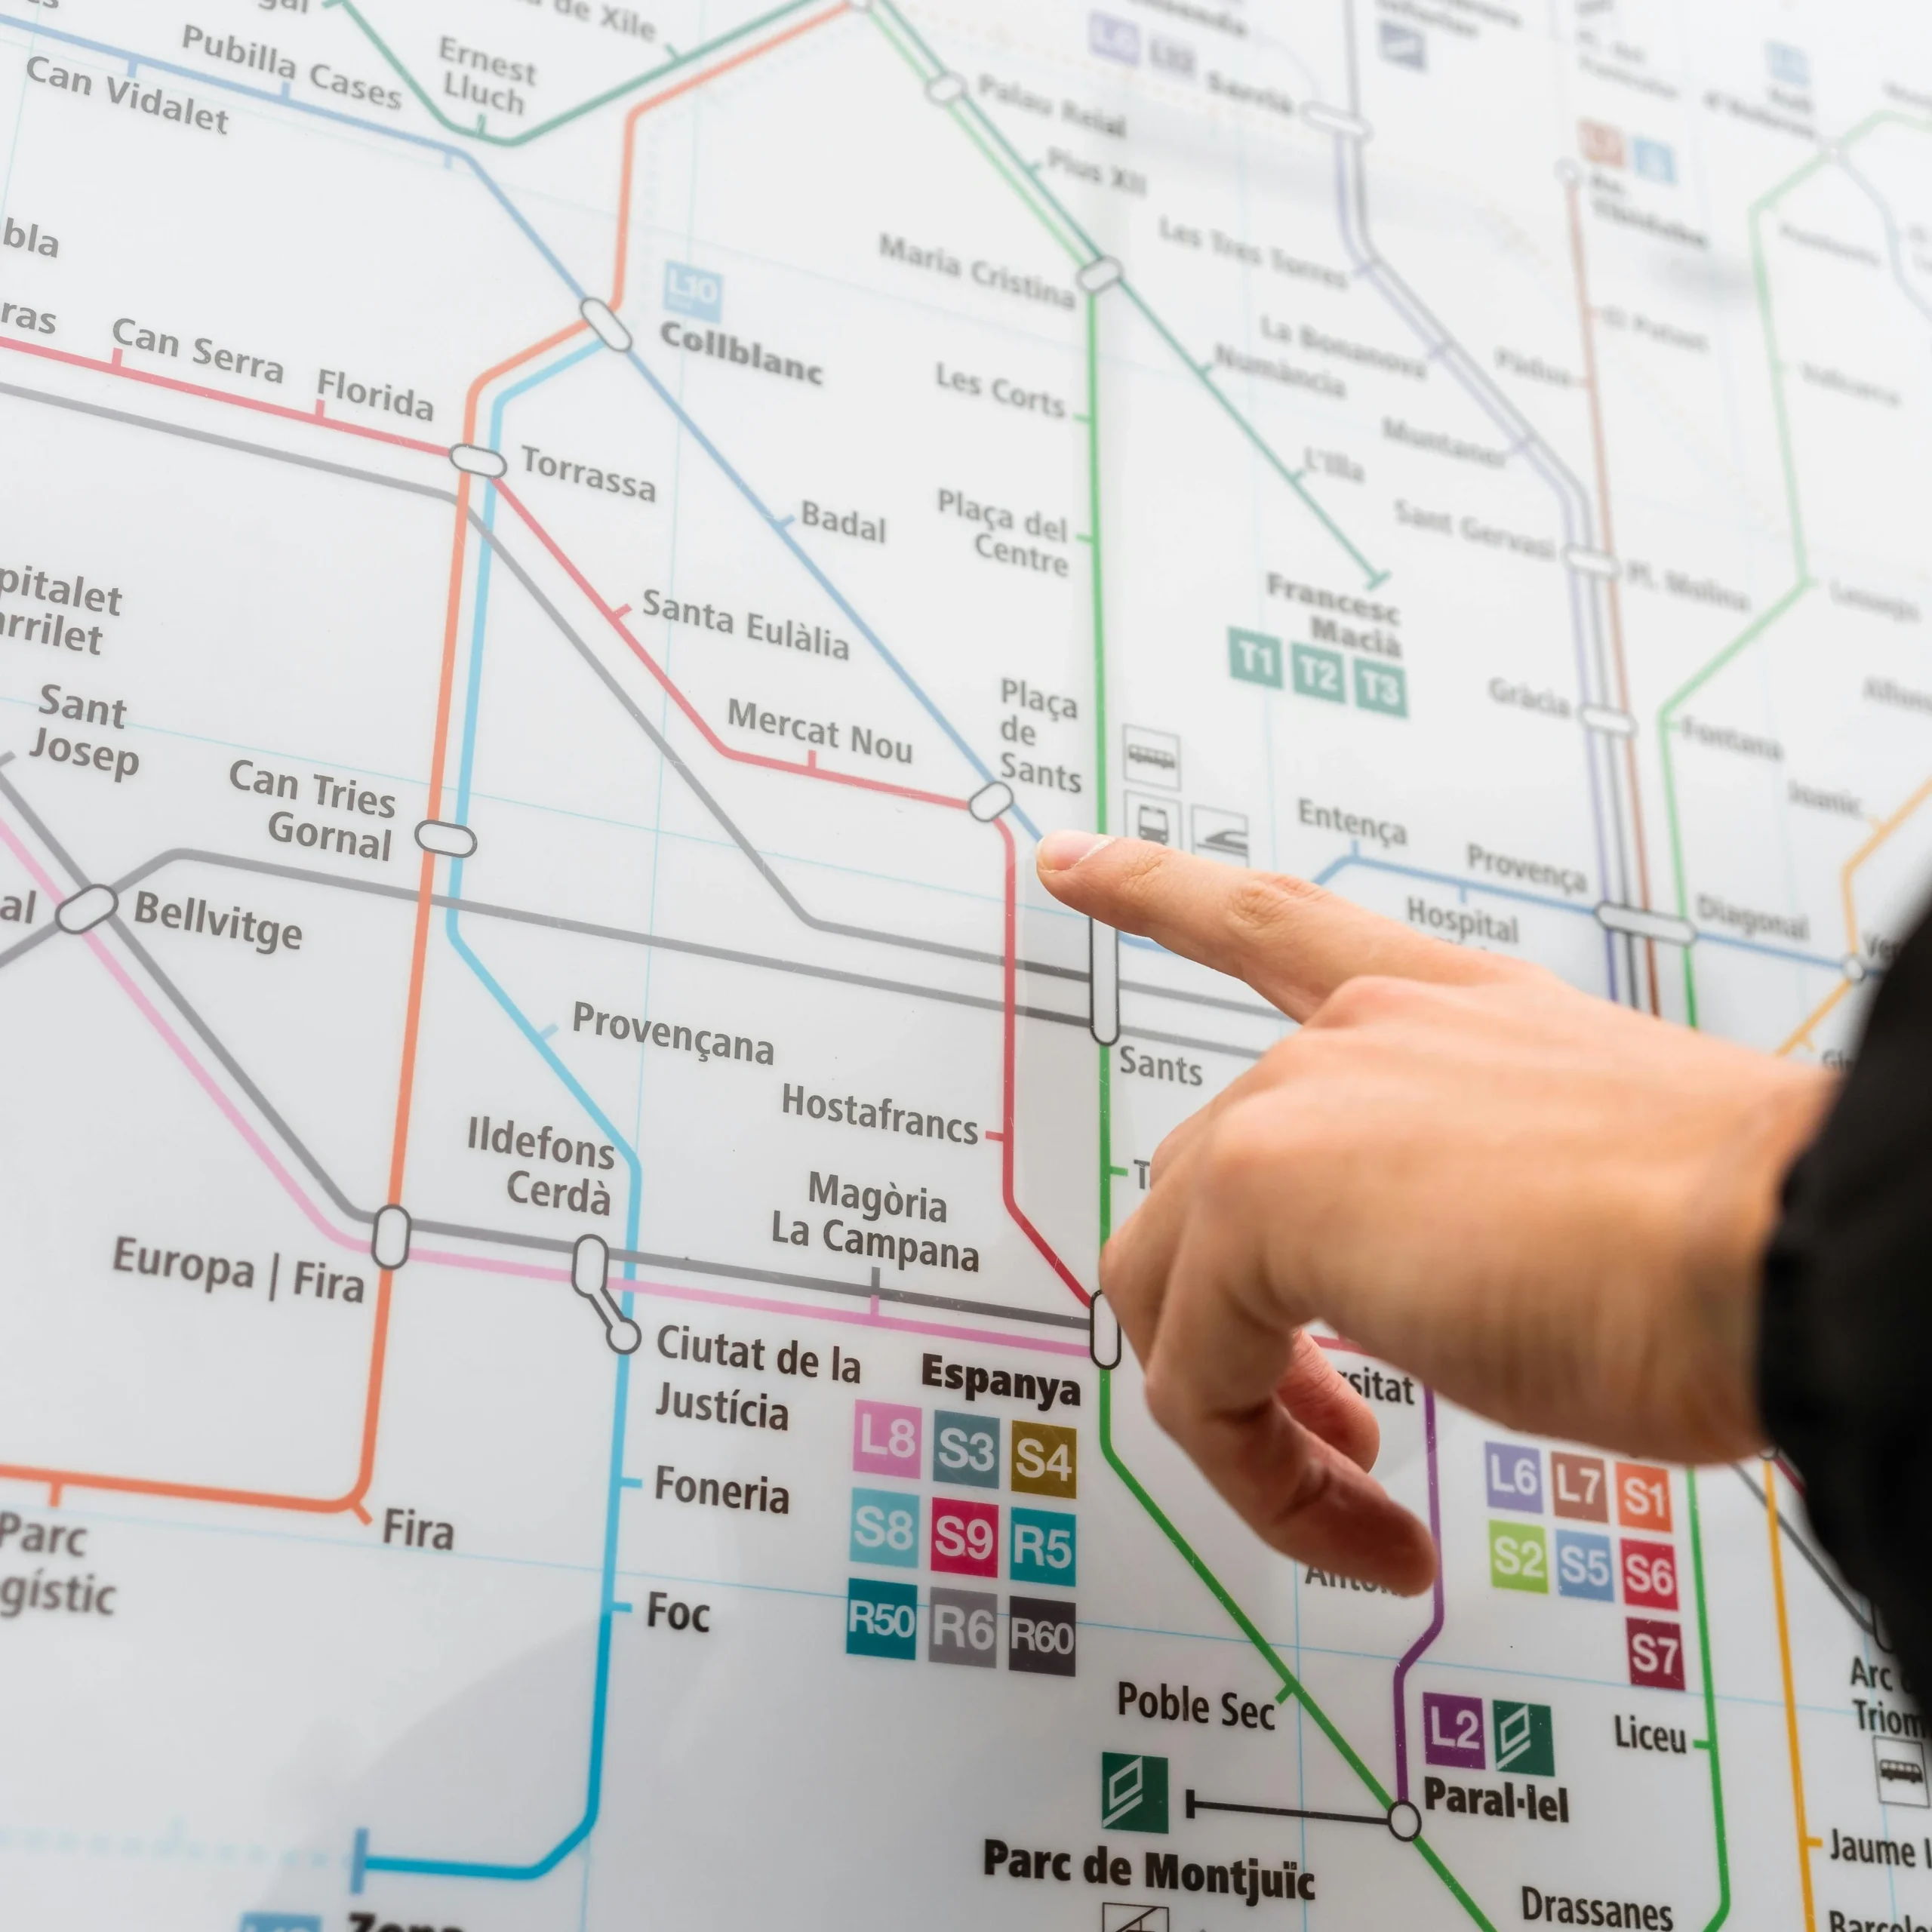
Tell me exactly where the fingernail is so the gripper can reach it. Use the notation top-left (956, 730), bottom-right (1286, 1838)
top-left (1038, 830), bottom-right (1114, 872)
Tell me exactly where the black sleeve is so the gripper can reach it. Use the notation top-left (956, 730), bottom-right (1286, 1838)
top-left (1760, 899), bottom-right (1932, 1698)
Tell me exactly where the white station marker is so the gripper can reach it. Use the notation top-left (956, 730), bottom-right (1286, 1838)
top-left (55, 884), bottom-right (117, 934)
top-left (415, 819), bottom-right (478, 859)
top-left (925, 72), bottom-right (965, 105)
top-left (1077, 256), bottom-right (1124, 294)
top-left (1387, 1801), bottom-right (1423, 1843)
top-left (578, 297), bottom-right (633, 354)
top-left (1843, 954), bottom-right (1869, 983)
top-left (571, 1233), bottom-right (641, 1354)
top-left (371, 1204), bottom-right (412, 1271)
top-left (1300, 101), bottom-right (1372, 140)
top-left (1089, 920), bottom-right (1121, 1045)
top-left (1579, 703), bottom-right (1636, 737)
top-left (1564, 544), bottom-right (1620, 579)
top-left (1088, 1290), bottom-right (1123, 1371)
top-left (967, 780), bottom-right (1014, 822)
top-left (1596, 902), bottom-right (1695, 947)
top-left (449, 443), bottom-right (508, 478)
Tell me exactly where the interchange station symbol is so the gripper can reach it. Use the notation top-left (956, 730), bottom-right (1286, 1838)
top-left (7, 0), bottom-right (1904, 1919)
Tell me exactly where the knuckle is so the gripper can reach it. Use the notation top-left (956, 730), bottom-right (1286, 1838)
top-left (1294, 1362), bottom-right (1382, 1466)
top-left (1096, 1234), bottom-right (1146, 1321)
top-left (1486, 953), bottom-right (1552, 989)
top-left (1198, 1097), bottom-right (1303, 1195)
top-left (1261, 1448), bottom-right (1337, 1541)
top-left (1096, 1236), bottom-right (1129, 1303)
top-left (1141, 1361), bottom-right (1190, 1439)
top-left (1149, 1118), bottom-right (1194, 1179)
top-left (1447, 944), bottom-right (1543, 992)
top-left (1255, 1034), bottom-right (1303, 1083)
top-left (1113, 839), bottom-right (1177, 902)
top-left (1309, 972), bottom-right (1417, 1029)
top-left (1224, 872), bottom-right (1326, 945)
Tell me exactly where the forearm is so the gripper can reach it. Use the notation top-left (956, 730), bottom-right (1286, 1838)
top-left (1759, 903), bottom-right (1932, 1698)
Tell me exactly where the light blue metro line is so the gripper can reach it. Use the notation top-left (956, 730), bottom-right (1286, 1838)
top-left (615, 341), bottom-right (1038, 835)
top-left (1314, 849), bottom-right (1851, 977)
top-left (355, 309), bottom-right (1051, 1885)
top-left (0, 11), bottom-right (587, 297)
top-left (355, 343), bottom-right (636, 1892)
top-left (0, 8), bottom-right (1026, 837)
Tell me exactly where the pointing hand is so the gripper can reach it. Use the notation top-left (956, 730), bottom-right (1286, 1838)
top-left (1038, 833), bottom-right (1832, 1595)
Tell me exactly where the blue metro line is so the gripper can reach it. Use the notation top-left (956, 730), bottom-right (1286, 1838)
top-left (0, 8), bottom-right (1022, 832)
top-left (1313, 849), bottom-right (1850, 978)
top-left (356, 343), bottom-right (633, 1890)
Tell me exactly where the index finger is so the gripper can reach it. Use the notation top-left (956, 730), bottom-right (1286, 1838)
top-left (1036, 832), bottom-right (1511, 1021)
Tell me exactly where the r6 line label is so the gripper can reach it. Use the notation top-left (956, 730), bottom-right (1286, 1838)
top-left (928, 1587), bottom-right (997, 1667)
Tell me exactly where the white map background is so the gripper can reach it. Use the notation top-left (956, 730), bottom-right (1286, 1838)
top-left (0, 0), bottom-right (1928, 1927)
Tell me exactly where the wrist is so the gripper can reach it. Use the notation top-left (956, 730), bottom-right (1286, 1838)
top-left (1673, 1065), bottom-right (1835, 1458)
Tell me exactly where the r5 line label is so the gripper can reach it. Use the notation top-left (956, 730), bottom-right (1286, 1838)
top-left (1011, 1507), bottom-right (1077, 1586)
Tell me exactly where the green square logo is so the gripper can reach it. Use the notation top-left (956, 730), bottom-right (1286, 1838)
top-left (1487, 1520), bottom-right (1549, 1593)
top-left (1227, 628), bottom-right (1282, 688)
top-left (1100, 1752), bottom-right (1168, 1832)
top-left (1291, 641), bottom-right (1346, 703)
top-left (1493, 1700), bottom-right (1555, 1776)
top-left (1352, 657), bottom-right (1408, 717)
